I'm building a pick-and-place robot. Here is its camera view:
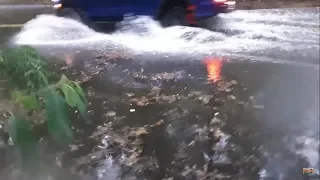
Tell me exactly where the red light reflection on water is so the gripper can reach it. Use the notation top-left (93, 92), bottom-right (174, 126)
top-left (65, 53), bottom-right (75, 66)
top-left (203, 57), bottom-right (223, 82)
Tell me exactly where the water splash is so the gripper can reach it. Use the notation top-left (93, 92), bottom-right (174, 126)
top-left (12, 11), bottom-right (319, 65)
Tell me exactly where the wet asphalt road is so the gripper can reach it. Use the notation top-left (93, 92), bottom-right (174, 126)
top-left (0, 5), bottom-right (319, 180)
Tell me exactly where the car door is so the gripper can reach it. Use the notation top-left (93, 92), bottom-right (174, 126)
top-left (190, 0), bottom-right (219, 17)
top-left (78, 0), bottom-right (128, 21)
top-left (120, 0), bottom-right (160, 17)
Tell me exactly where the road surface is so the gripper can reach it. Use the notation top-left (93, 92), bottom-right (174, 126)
top-left (0, 6), bottom-right (319, 180)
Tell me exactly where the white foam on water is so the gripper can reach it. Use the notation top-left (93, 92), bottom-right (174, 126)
top-left (13, 15), bottom-right (106, 45)
top-left (12, 12), bottom-right (319, 66)
top-left (10, 14), bottom-right (292, 59)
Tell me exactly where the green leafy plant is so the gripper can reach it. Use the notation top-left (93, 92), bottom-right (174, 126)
top-left (8, 75), bottom-right (88, 145)
top-left (0, 46), bottom-right (88, 174)
top-left (0, 45), bottom-right (58, 93)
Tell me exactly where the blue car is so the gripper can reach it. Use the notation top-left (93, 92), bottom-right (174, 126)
top-left (52, 0), bottom-right (236, 28)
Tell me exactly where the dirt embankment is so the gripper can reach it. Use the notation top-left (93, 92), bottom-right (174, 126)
top-left (0, 0), bottom-right (319, 9)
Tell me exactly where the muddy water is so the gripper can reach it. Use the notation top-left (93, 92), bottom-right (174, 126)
top-left (66, 54), bottom-right (318, 180)
top-left (1, 6), bottom-right (319, 180)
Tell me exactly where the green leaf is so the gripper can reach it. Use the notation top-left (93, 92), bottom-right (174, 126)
top-left (24, 69), bottom-right (37, 76)
top-left (71, 83), bottom-right (89, 120)
top-left (73, 82), bottom-right (88, 105)
top-left (19, 95), bottom-right (39, 110)
top-left (8, 116), bottom-right (37, 146)
top-left (60, 83), bottom-right (89, 120)
top-left (0, 46), bottom-right (57, 93)
top-left (60, 84), bottom-right (78, 108)
top-left (8, 116), bottom-right (40, 169)
top-left (45, 89), bottom-right (73, 145)
top-left (37, 71), bottom-right (49, 85)
top-left (77, 97), bottom-right (88, 119)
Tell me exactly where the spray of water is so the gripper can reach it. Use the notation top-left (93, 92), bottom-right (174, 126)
top-left (12, 10), bottom-right (319, 66)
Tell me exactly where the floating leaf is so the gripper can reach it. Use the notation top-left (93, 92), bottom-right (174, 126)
top-left (61, 84), bottom-right (78, 108)
top-left (45, 89), bottom-right (73, 145)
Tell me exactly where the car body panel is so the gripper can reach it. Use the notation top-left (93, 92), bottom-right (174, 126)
top-left (52, 0), bottom-right (235, 22)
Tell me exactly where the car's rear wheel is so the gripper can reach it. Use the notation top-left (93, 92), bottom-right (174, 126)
top-left (160, 7), bottom-right (187, 27)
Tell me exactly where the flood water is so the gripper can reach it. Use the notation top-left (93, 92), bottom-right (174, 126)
top-left (0, 6), bottom-right (319, 180)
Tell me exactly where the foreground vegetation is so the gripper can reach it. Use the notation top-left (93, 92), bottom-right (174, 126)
top-left (0, 45), bottom-right (88, 178)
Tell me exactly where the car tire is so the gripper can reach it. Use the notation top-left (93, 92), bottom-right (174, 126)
top-left (55, 8), bottom-right (95, 29)
top-left (160, 7), bottom-right (187, 27)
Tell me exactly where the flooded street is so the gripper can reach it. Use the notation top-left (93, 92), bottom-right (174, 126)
top-left (1, 5), bottom-right (319, 180)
